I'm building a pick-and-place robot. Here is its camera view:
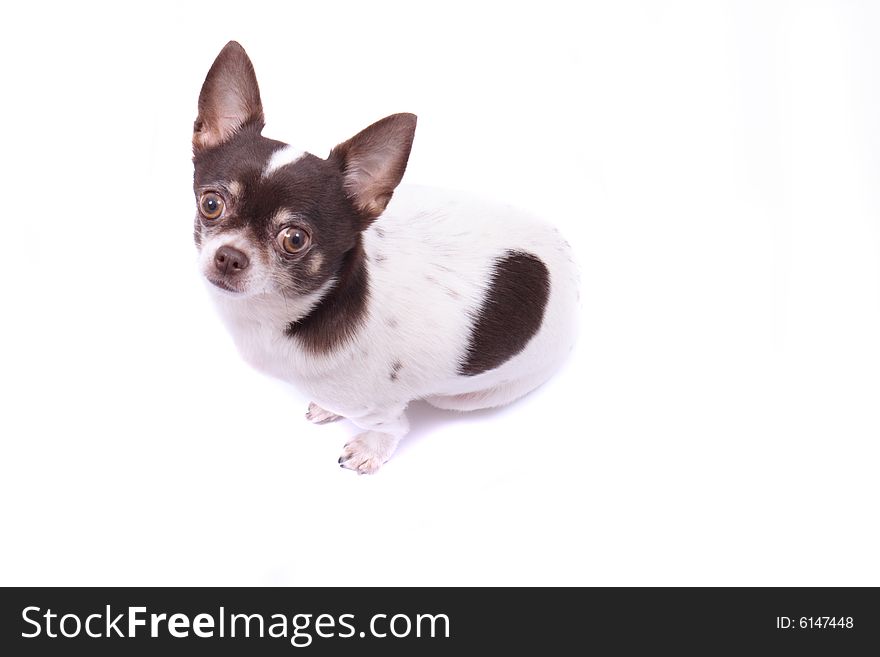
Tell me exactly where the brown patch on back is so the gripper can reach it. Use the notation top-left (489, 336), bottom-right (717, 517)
top-left (459, 251), bottom-right (550, 376)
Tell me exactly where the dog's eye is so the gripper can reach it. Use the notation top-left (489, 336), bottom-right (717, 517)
top-left (199, 192), bottom-right (224, 220)
top-left (277, 227), bottom-right (311, 254)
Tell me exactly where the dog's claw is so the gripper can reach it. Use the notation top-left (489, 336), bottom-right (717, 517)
top-left (337, 431), bottom-right (398, 475)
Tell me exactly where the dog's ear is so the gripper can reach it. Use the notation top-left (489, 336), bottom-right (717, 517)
top-left (193, 41), bottom-right (264, 151)
top-left (329, 113), bottom-right (417, 223)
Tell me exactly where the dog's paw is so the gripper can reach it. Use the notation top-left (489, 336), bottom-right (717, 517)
top-left (338, 431), bottom-right (398, 475)
top-left (306, 402), bottom-right (342, 425)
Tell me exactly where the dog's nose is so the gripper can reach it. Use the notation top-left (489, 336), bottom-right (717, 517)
top-left (214, 245), bottom-right (249, 275)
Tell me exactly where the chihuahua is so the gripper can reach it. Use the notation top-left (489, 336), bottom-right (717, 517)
top-left (193, 42), bottom-right (578, 473)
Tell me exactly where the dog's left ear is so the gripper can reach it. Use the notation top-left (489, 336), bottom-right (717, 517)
top-left (193, 41), bottom-right (264, 152)
top-left (330, 113), bottom-right (417, 223)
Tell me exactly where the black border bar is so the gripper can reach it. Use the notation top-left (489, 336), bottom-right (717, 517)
top-left (1, 587), bottom-right (877, 654)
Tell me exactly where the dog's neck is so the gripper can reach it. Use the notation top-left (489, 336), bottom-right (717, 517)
top-left (207, 241), bottom-right (370, 357)
top-left (284, 240), bottom-right (369, 355)
top-left (208, 280), bottom-right (331, 334)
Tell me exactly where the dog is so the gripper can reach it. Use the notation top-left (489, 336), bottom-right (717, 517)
top-left (192, 42), bottom-right (579, 473)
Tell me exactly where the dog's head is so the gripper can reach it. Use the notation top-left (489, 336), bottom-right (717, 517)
top-left (192, 41), bottom-right (416, 299)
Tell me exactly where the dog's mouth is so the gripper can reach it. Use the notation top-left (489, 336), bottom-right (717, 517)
top-left (205, 275), bottom-right (246, 295)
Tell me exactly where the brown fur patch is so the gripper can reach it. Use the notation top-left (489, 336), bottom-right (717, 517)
top-left (459, 251), bottom-right (549, 376)
top-left (286, 240), bottom-right (370, 354)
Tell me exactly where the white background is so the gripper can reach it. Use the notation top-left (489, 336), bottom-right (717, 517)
top-left (1, 0), bottom-right (879, 586)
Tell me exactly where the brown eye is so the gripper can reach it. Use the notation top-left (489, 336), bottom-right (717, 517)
top-left (199, 192), bottom-right (224, 220)
top-left (278, 227), bottom-right (311, 254)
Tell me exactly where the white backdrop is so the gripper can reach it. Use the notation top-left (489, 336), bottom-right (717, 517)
top-left (1, 0), bottom-right (879, 586)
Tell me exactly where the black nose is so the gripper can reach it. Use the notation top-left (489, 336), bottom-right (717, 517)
top-left (214, 245), bottom-right (249, 275)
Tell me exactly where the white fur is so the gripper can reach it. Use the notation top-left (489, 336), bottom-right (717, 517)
top-left (204, 185), bottom-right (579, 472)
top-left (262, 145), bottom-right (306, 178)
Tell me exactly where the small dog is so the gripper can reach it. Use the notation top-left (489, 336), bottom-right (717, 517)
top-left (192, 42), bottom-right (579, 473)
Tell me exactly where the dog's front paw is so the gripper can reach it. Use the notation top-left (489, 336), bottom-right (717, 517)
top-left (338, 431), bottom-right (399, 475)
top-left (306, 402), bottom-right (342, 425)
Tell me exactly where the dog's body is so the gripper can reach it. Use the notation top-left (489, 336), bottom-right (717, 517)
top-left (193, 43), bottom-right (578, 473)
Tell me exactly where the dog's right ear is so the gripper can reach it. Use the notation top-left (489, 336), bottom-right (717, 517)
top-left (193, 41), bottom-right (264, 152)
